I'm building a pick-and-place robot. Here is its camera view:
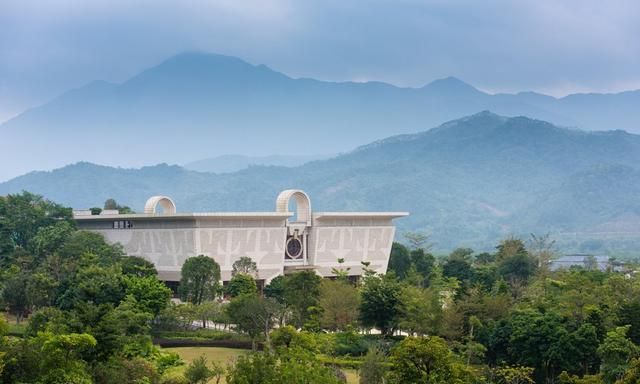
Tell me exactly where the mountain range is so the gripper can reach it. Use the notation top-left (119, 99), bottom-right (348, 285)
top-left (2, 112), bottom-right (640, 255)
top-left (183, 154), bottom-right (330, 173)
top-left (1, 52), bottom-right (639, 181)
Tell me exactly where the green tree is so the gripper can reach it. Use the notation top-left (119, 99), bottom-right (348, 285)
top-left (598, 326), bottom-right (638, 384)
top-left (398, 284), bottom-right (441, 336)
top-left (103, 198), bottom-right (134, 214)
top-left (318, 279), bottom-right (359, 331)
top-left (26, 271), bottom-right (59, 309)
top-left (92, 295), bottom-right (153, 359)
top-left (29, 220), bottom-right (75, 259)
top-left (264, 275), bottom-right (286, 304)
top-left (184, 356), bottom-right (214, 384)
top-left (0, 191), bottom-right (73, 253)
top-left (124, 275), bottom-right (172, 316)
top-left (196, 300), bottom-right (225, 330)
top-left (282, 270), bottom-right (322, 328)
top-left (490, 309), bottom-right (600, 382)
top-left (226, 294), bottom-right (281, 350)
top-left (93, 356), bottom-right (159, 384)
top-left (231, 256), bottom-right (258, 277)
top-left (496, 239), bottom-right (537, 293)
top-left (442, 249), bottom-right (475, 287)
top-left (493, 366), bottom-right (535, 384)
top-left (388, 242), bottom-right (411, 279)
top-left (616, 358), bottom-right (640, 384)
top-left (359, 275), bottom-right (402, 337)
top-left (388, 336), bottom-right (472, 383)
top-left (359, 347), bottom-right (388, 384)
top-left (225, 273), bottom-right (257, 298)
top-left (58, 231), bottom-right (125, 264)
top-left (1, 331), bottom-right (96, 384)
top-left (618, 299), bottom-right (640, 344)
top-left (120, 256), bottom-right (158, 278)
top-left (2, 268), bottom-right (29, 323)
top-left (410, 248), bottom-right (436, 286)
top-left (58, 264), bottom-right (126, 310)
top-left (404, 232), bottom-right (431, 250)
top-left (226, 347), bottom-right (343, 384)
top-left (179, 255), bottom-right (221, 305)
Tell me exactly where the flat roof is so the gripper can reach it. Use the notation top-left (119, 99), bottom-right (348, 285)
top-left (75, 211), bottom-right (409, 221)
top-left (74, 212), bottom-right (294, 220)
top-left (313, 212), bottom-right (409, 219)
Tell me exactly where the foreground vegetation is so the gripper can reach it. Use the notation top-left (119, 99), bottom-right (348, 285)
top-left (2, 191), bottom-right (640, 383)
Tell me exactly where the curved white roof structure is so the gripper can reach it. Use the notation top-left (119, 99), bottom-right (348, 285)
top-left (276, 189), bottom-right (312, 226)
top-left (144, 195), bottom-right (177, 214)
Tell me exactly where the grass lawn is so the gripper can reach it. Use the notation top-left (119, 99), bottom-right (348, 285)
top-left (165, 346), bottom-right (247, 366)
top-left (164, 347), bottom-right (247, 384)
top-left (344, 369), bottom-right (359, 383)
top-left (166, 346), bottom-right (360, 384)
top-left (1, 312), bottom-right (26, 336)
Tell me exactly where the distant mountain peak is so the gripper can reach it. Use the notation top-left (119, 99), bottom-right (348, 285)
top-left (126, 51), bottom-right (289, 86)
top-left (423, 76), bottom-right (483, 95)
top-left (161, 51), bottom-right (253, 68)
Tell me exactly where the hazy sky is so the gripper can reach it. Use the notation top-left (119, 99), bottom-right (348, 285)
top-left (1, 0), bottom-right (639, 122)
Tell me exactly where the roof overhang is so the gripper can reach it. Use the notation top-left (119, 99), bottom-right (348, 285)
top-left (74, 212), bottom-right (294, 220)
top-left (312, 212), bottom-right (409, 220)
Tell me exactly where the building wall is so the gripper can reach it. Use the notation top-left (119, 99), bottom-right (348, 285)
top-left (77, 208), bottom-right (404, 283)
top-left (83, 217), bottom-right (288, 282)
top-left (308, 216), bottom-right (396, 276)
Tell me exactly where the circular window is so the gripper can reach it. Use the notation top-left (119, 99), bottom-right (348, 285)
top-left (286, 237), bottom-right (303, 259)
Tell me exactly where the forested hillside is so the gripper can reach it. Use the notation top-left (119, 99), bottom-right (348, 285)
top-left (3, 112), bottom-right (640, 255)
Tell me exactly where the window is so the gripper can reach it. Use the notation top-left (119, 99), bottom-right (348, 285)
top-left (113, 220), bottom-right (133, 229)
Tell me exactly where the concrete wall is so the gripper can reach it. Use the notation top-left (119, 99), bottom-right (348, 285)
top-left (75, 194), bottom-right (406, 283)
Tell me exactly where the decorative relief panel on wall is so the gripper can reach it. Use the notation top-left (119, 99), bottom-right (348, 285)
top-left (100, 229), bottom-right (197, 268)
top-left (198, 228), bottom-right (286, 268)
top-left (311, 227), bottom-right (395, 268)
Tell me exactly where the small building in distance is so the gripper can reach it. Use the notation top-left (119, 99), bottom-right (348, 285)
top-left (549, 254), bottom-right (614, 272)
top-left (74, 190), bottom-right (407, 286)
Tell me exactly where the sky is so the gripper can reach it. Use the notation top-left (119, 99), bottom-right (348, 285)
top-left (1, 0), bottom-right (639, 123)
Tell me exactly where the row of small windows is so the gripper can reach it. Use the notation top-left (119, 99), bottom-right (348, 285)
top-left (113, 220), bottom-right (133, 229)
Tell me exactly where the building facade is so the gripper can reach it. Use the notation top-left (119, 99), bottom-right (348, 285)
top-left (74, 190), bottom-right (408, 283)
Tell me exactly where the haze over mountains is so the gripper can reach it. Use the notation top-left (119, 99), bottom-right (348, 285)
top-left (3, 112), bottom-right (640, 255)
top-left (184, 154), bottom-right (330, 174)
top-left (1, 52), bottom-right (639, 181)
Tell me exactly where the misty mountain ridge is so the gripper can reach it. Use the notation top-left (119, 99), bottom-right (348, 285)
top-left (1, 51), bottom-right (639, 181)
top-left (183, 153), bottom-right (332, 173)
top-left (2, 111), bottom-right (640, 256)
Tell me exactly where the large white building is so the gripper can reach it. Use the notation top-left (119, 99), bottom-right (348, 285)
top-left (74, 190), bottom-right (407, 284)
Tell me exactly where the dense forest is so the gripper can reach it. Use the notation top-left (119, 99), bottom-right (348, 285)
top-left (2, 191), bottom-right (640, 383)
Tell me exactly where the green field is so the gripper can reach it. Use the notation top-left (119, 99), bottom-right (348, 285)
top-left (166, 346), bottom-right (359, 384)
top-left (165, 346), bottom-right (247, 366)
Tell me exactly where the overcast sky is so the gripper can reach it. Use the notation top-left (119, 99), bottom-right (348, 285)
top-left (1, 0), bottom-right (639, 122)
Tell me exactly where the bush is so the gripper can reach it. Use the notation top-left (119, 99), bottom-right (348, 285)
top-left (154, 328), bottom-right (248, 341)
top-left (159, 367), bottom-right (189, 384)
top-left (359, 347), bottom-right (388, 384)
top-left (93, 357), bottom-right (159, 384)
top-left (184, 356), bottom-right (214, 384)
top-left (318, 355), bottom-right (363, 370)
top-left (333, 331), bottom-right (372, 356)
top-left (226, 348), bottom-right (343, 384)
top-left (152, 349), bottom-right (184, 374)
